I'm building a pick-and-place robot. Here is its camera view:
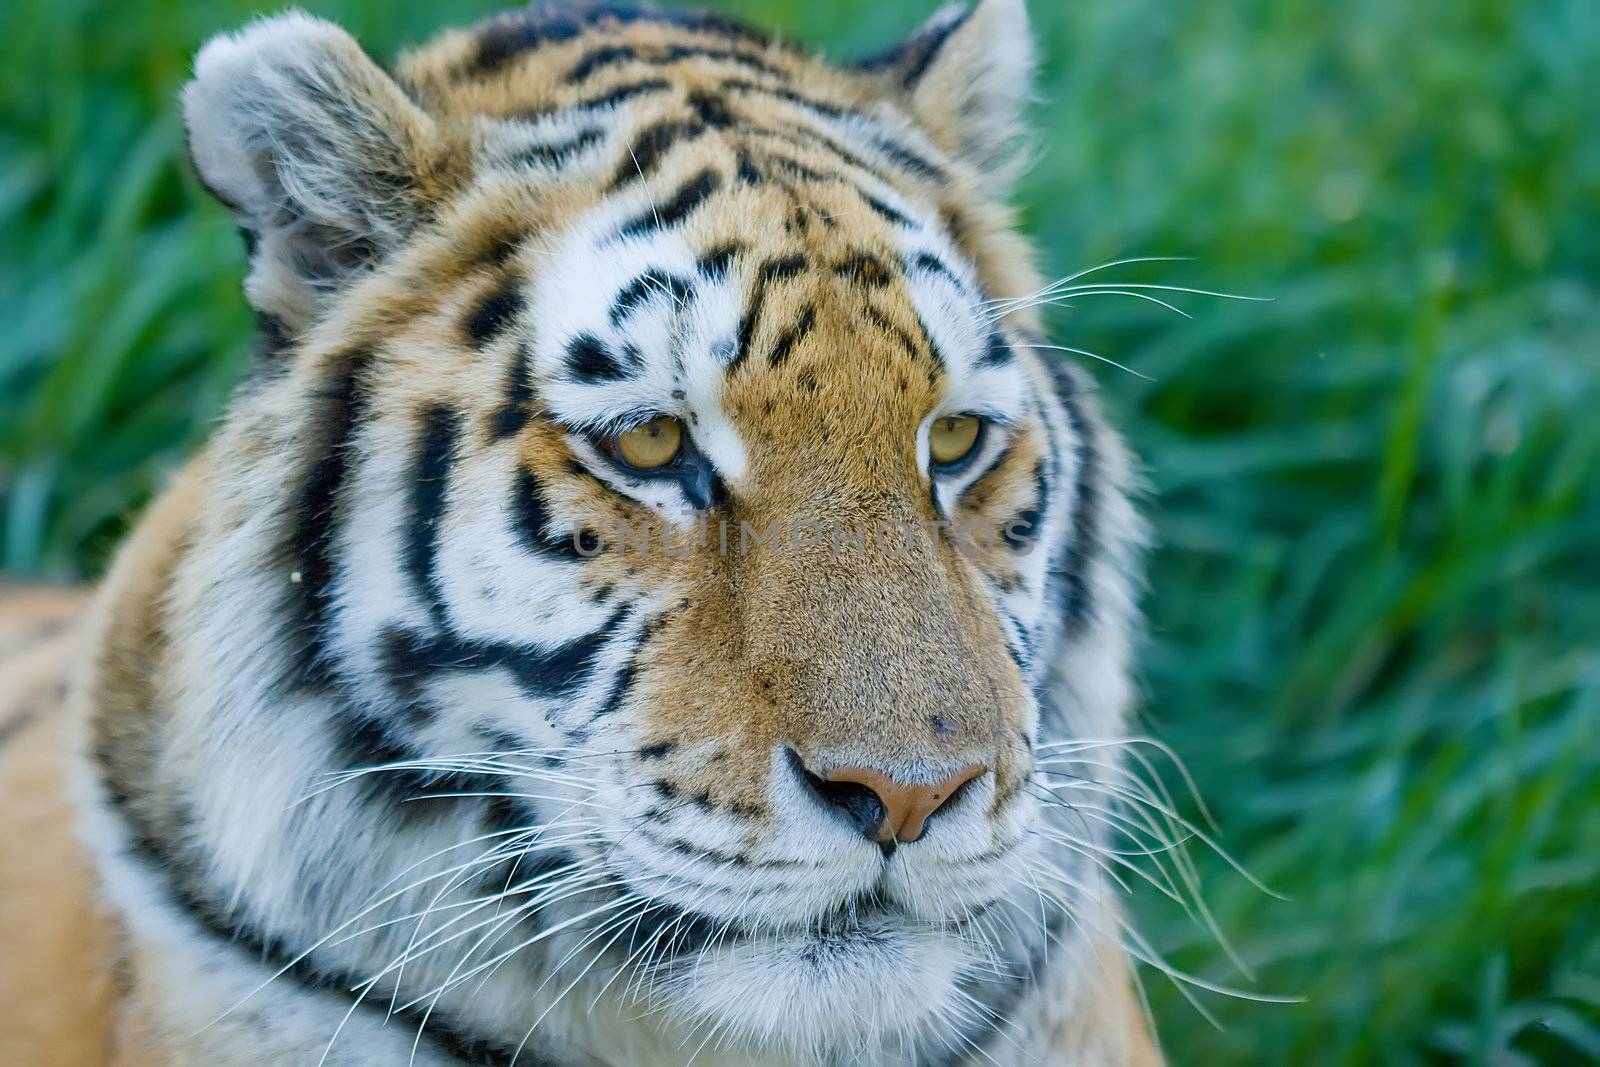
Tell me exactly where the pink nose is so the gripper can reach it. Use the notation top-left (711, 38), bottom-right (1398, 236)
top-left (821, 763), bottom-right (989, 843)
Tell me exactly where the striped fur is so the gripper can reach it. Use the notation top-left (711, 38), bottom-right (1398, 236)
top-left (1, 4), bottom-right (1160, 1064)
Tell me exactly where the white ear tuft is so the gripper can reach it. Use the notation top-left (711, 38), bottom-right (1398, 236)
top-left (866, 0), bottom-right (1036, 180)
top-left (183, 12), bottom-right (447, 333)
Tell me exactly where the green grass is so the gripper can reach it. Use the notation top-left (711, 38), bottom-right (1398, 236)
top-left (3, 0), bottom-right (1597, 1061)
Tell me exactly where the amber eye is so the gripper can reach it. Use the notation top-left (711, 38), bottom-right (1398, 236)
top-left (613, 416), bottom-right (684, 470)
top-left (928, 414), bottom-right (983, 467)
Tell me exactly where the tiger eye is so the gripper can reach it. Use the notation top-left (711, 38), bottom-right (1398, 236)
top-left (614, 416), bottom-right (684, 470)
top-left (928, 415), bottom-right (982, 466)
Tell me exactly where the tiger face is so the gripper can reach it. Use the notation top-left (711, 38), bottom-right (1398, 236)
top-left (147, 1), bottom-right (1145, 1061)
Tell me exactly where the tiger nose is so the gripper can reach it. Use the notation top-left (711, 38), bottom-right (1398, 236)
top-left (801, 758), bottom-right (989, 844)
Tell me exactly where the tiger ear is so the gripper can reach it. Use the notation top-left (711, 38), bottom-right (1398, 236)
top-left (182, 12), bottom-right (453, 334)
top-left (863, 0), bottom-right (1035, 180)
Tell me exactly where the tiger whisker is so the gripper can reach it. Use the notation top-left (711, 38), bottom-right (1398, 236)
top-left (389, 877), bottom-right (628, 1015)
top-left (408, 874), bottom-right (619, 1066)
top-left (206, 820), bottom-right (576, 1035)
top-left (1032, 789), bottom-right (1252, 981)
top-left (979, 255), bottom-right (1194, 310)
top-left (1036, 774), bottom-right (1279, 897)
top-left (317, 861), bottom-right (596, 1064)
top-left (1035, 779), bottom-right (1223, 928)
top-left (999, 287), bottom-right (1195, 319)
top-left (1038, 733), bottom-right (1220, 833)
top-left (1031, 860), bottom-right (1301, 1014)
top-left (329, 856), bottom-right (588, 950)
top-left (1012, 341), bottom-right (1153, 381)
top-left (381, 809), bottom-right (611, 1017)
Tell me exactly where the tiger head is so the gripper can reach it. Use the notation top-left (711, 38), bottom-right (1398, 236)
top-left (155, 1), bottom-right (1144, 1060)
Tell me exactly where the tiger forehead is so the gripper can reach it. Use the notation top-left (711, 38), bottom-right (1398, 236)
top-left (381, 6), bottom-right (1020, 456)
top-left (396, 4), bottom-right (952, 223)
top-left (524, 203), bottom-right (961, 441)
top-left (399, 8), bottom-right (874, 125)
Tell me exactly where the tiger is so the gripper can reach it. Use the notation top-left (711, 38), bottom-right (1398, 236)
top-left (0, 1), bottom-right (1163, 1064)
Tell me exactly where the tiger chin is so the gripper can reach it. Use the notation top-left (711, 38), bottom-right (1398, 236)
top-left (0, 2), bottom-right (1164, 1065)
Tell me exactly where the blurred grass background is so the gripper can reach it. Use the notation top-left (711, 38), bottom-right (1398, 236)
top-left (3, 0), bottom-right (1597, 1061)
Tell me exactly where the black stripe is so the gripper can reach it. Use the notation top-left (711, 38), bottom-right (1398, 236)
top-left (404, 407), bottom-right (461, 635)
top-left (1056, 389), bottom-right (1101, 636)
top-left (765, 153), bottom-right (833, 184)
top-left (610, 270), bottom-right (694, 326)
top-left (617, 893), bottom-right (726, 961)
top-left (471, 10), bottom-right (584, 74)
top-left (468, 3), bottom-right (772, 77)
top-left (332, 703), bottom-right (500, 807)
top-left (584, 77), bottom-right (672, 110)
top-left (733, 300), bottom-right (764, 372)
top-left (861, 192), bottom-right (911, 227)
top-left (855, 7), bottom-right (974, 87)
top-left (565, 333), bottom-right (632, 382)
top-left (834, 251), bottom-right (894, 288)
top-left (609, 120), bottom-right (708, 189)
top-left (730, 255), bottom-right (809, 372)
top-left (587, 617), bottom-right (661, 723)
top-left (697, 241), bottom-right (742, 278)
top-left (872, 136), bottom-right (944, 182)
top-left (491, 347), bottom-right (537, 440)
top-left (484, 609), bottom-right (628, 697)
top-left (758, 255), bottom-right (808, 284)
top-left (687, 90), bottom-right (737, 129)
top-left (722, 80), bottom-right (944, 182)
top-left (661, 45), bottom-right (786, 79)
top-left (900, 11), bottom-right (972, 85)
top-left (864, 305), bottom-right (922, 362)
top-left (565, 45), bottom-right (639, 83)
top-left (736, 149), bottom-right (764, 186)
top-left (282, 351), bottom-right (374, 692)
top-left (469, 227), bottom-right (530, 269)
top-left (520, 79), bottom-right (671, 120)
top-left (963, 443), bottom-right (1014, 504)
top-left (979, 330), bottom-right (1015, 368)
top-left (380, 607), bottom-right (627, 703)
top-left (374, 626), bottom-right (436, 724)
top-left (470, 3), bottom-right (768, 77)
top-left (582, 5), bottom-right (772, 46)
top-left (511, 128), bottom-right (605, 167)
top-left (592, 655), bottom-right (640, 723)
top-left (1005, 463), bottom-right (1048, 552)
top-left (616, 168), bottom-right (722, 238)
top-left (913, 307), bottom-right (947, 371)
top-left (997, 607), bottom-right (1033, 674)
top-left (738, 125), bottom-right (895, 192)
top-left (767, 304), bottom-right (816, 367)
top-left (467, 284), bottom-right (523, 348)
top-left (721, 79), bottom-right (849, 119)
top-left (909, 251), bottom-right (962, 289)
top-left (513, 467), bottom-right (595, 561)
top-left (567, 41), bottom-right (789, 85)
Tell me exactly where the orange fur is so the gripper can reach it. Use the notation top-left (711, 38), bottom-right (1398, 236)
top-left (0, 589), bottom-right (119, 1067)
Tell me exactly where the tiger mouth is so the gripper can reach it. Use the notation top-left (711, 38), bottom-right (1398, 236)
top-left (611, 890), bottom-right (980, 966)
